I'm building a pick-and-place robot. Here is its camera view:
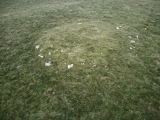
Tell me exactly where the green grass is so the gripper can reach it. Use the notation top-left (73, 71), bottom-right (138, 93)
top-left (0, 0), bottom-right (160, 119)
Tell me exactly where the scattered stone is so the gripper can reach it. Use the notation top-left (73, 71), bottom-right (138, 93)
top-left (45, 61), bottom-right (51, 66)
top-left (17, 66), bottom-right (20, 69)
top-left (130, 40), bottom-right (135, 43)
top-left (136, 35), bottom-right (139, 39)
top-left (128, 36), bottom-right (132, 38)
top-left (130, 47), bottom-right (133, 50)
top-left (49, 52), bottom-right (51, 55)
top-left (93, 65), bottom-right (96, 67)
top-left (36, 45), bottom-right (40, 49)
top-left (68, 64), bottom-right (73, 69)
top-left (116, 27), bottom-right (120, 30)
top-left (116, 26), bottom-right (122, 30)
top-left (77, 23), bottom-right (82, 25)
top-left (38, 54), bottom-right (44, 58)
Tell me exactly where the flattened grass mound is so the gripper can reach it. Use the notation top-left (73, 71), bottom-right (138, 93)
top-left (35, 21), bottom-right (117, 70)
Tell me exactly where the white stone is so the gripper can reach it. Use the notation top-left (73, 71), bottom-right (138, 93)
top-left (116, 27), bottom-right (120, 30)
top-left (45, 61), bottom-right (51, 66)
top-left (93, 65), bottom-right (96, 67)
top-left (38, 54), bottom-right (43, 58)
top-left (36, 45), bottom-right (40, 49)
top-left (130, 40), bottom-right (135, 43)
top-left (68, 64), bottom-right (73, 69)
top-left (136, 35), bottom-right (139, 39)
top-left (17, 66), bottom-right (20, 69)
top-left (128, 36), bottom-right (132, 38)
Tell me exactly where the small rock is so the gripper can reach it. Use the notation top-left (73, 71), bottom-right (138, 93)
top-left (130, 40), bottom-right (135, 43)
top-left (68, 64), bottom-right (73, 69)
top-left (49, 52), bottom-right (51, 55)
top-left (36, 45), bottom-right (40, 49)
top-left (116, 26), bottom-right (122, 30)
top-left (45, 61), bottom-right (51, 66)
top-left (116, 27), bottom-right (120, 30)
top-left (93, 65), bottom-right (96, 67)
top-left (17, 66), bottom-right (20, 69)
top-left (38, 54), bottom-right (44, 58)
top-left (128, 36), bottom-right (132, 38)
top-left (77, 23), bottom-right (82, 25)
top-left (136, 35), bottom-right (139, 39)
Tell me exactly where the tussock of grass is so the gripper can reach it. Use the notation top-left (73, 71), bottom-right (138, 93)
top-left (0, 0), bottom-right (160, 119)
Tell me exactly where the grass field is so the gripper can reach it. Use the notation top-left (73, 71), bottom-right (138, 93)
top-left (0, 0), bottom-right (160, 119)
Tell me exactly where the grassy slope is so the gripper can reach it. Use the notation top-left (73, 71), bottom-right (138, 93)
top-left (0, 0), bottom-right (160, 119)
